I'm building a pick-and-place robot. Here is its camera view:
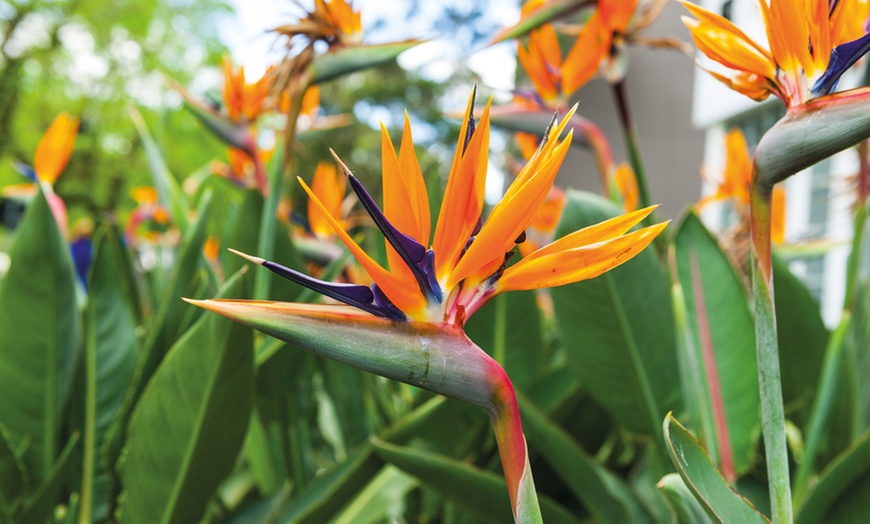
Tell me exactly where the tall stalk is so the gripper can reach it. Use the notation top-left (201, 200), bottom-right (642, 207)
top-left (749, 177), bottom-right (792, 523)
top-left (611, 79), bottom-right (652, 210)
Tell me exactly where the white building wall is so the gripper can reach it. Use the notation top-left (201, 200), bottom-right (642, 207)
top-left (690, 0), bottom-right (863, 326)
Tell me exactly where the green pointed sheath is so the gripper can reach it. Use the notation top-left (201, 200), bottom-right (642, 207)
top-left (185, 299), bottom-right (543, 523)
top-left (755, 87), bottom-right (870, 188)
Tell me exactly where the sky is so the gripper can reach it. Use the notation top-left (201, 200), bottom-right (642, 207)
top-left (217, 0), bottom-right (520, 93)
top-left (216, 0), bottom-right (523, 203)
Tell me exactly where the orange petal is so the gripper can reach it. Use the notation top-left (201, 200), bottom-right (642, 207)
top-left (679, 1), bottom-right (776, 76)
top-left (614, 162), bottom-right (638, 212)
top-left (399, 111), bottom-right (432, 246)
top-left (34, 113), bottom-right (79, 184)
top-left (562, 12), bottom-right (608, 96)
top-left (498, 222), bottom-right (668, 291)
top-left (771, 186), bottom-right (786, 244)
top-left (432, 96), bottom-right (492, 281)
top-left (519, 205), bottom-right (656, 265)
top-left (448, 132), bottom-right (572, 288)
top-left (308, 161), bottom-right (346, 237)
top-left (299, 177), bottom-right (426, 314)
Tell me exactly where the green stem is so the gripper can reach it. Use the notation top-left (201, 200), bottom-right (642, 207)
top-left (749, 180), bottom-right (793, 523)
top-left (254, 83), bottom-right (307, 299)
top-left (493, 294), bottom-right (507, 365)
top-left (78, 303), bottom-right (97, 524)
top-left (611, 79), bottom-right (652, 210)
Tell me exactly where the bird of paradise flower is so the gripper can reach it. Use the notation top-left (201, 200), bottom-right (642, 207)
top-left (187, 89), bottom-right (667, 521)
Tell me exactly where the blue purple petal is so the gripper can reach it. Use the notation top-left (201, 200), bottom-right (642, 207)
top-left (812, 32), bottom-right (870, 95)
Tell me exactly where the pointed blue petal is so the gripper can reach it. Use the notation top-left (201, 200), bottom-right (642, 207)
top-left (813, 32), bottom-right (870, 95)
top-left (344, 172), bottom-right (442, 303)
top-left (372, 284), bottom-right (407, 321)
top-left (13, 161), bottom-right (37, 182)
top-left (260, 259), bottom-right (389, 318)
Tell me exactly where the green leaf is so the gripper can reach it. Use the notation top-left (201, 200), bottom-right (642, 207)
top-left (772, 254), bottom-right (828, 427)
top-left (847, 280), bottom-right (870, 434)
top-left (518, 392), bottom-right (651, 523)
top-left (118, 270), bottom-right (254, 524)
top-left (224, 188), bottom-right (304, 301)
top-left (657, 474), bottom-right (713, 524)
top-left (0, 424), bottom-right (25, 519)
top-left (279, 445), bottom-right (383, 524)
top-left (372, 439), bottom-right (579, 524)
top-left (134, 189), bottom-right (214, 391)
top-left (15, 433), bottom-right (80, 524)
top-left (663, 414), bottom-right (770, 523)
top-left (127, 105), bottom-right (190, 231)
top-left (465, 291), bottom-right (545, 389)
top-left (78, 226), bottom-right (139, 521)
top-left (673, 212), bottom-right (760, 475)
top-left (797, 428), bottom-right (870, 523)
top-left (310, 41), bottom-right (423, 85)
top-left (332, 465), bottom-right (418, 524)
top-left (551, 190), bottom-right (680, 439)
top-left (0, 188), bottom-right (81, 483)
top-left (277, 398), bottom-right (448, 523)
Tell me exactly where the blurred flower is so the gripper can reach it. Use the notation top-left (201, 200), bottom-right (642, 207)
top-left (307, 160), bottom-right (348, 239)
top-left (511, 0), bottom-right (684, 104)
top-left (698, 129), bottom-right (786, 244)
top-left (230, 89), bottom-right (667, 324)
top-left (125, 186), bottom-right (170, 244)
top-left (272, 0), bottom-right (363, 48)
top-left (614, 162), bottom-right (638, 212)
top-left (222, 57), bottom-right (274, 124)
top-left (70, 218), bottom-right (93, 288)
top-left (2, 113), bottom-right (79, 234)
top-left (681, 0), bottom-right (870, 107)
top-left (211, 147), bottom-right (275, 190)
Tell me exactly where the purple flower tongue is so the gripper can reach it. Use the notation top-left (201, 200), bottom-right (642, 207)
top-left (813, 32), bottom-right (870, 95)
top-left (259, 258), bottom-right (395, 318)
top-left (334, 154), bottom-right (441, 303)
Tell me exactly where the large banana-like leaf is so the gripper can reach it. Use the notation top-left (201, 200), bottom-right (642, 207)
top-left (118, 271), bottom-right (254, 524)
top-left (76, 226), bottom-right (139, 521)
top-left (0, 188), bottom-right (80, 483)
top-left (551, 190), bottom-right (680, 440)
top-left (673, 212), bottom-right (760, 476)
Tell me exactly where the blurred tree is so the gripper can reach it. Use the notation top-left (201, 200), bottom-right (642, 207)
top-left (0, 0), bottom-right (231, 224)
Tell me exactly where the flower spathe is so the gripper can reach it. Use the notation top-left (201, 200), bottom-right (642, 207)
top-left (681, 0), bottom-right (870, 107)
top-left (231, 89), bottom-right (667, 325)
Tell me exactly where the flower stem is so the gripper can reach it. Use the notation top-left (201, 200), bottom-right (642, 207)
top-left (487, 361), bottom-right (543, 523)
top-left (254, 82), bottom-right (306, 299)
top-left (749, 179), bottom-right (793, 524)
top-left (611, 79), bottom-right (652, 210)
